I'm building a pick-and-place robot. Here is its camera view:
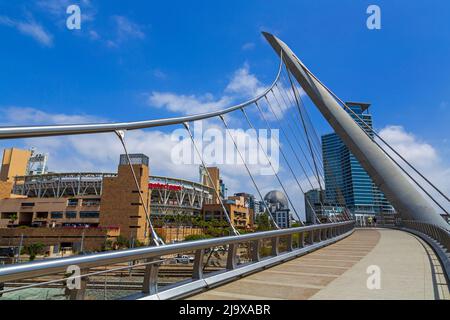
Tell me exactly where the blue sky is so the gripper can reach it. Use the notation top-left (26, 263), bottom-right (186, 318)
top-left (0, 0), bottom-right (449, 215)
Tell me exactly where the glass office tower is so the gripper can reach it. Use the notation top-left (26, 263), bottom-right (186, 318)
top-left (321, 102), bottom-right (394, 216)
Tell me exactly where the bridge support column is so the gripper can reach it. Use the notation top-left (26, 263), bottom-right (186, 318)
top-left (263, 32), bottom-right (449, 231)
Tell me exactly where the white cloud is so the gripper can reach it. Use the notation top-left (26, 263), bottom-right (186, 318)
top-left (105, 15), bottom-right (145, 47)
top-left (0, 15), bottom-right (53, 47)
top-left (225, 63), bottom-right (266, 97)
top-left (379, 125), bottom-right (438, 167)
top-left (0, 107), bottom-right (101, 125)
top-left (378, 125), bottom-right (450, 212)
top-left (242, 42), bottom-right (255, 51)
top-left (148, 92), bottom-right (233, 114)
top-left (147, 63), bottom-right (293, 122)
top-left (36, 0), bottom-right (96, 23)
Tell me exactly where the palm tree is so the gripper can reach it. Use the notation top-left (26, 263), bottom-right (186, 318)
top-left (8, 213), bottom-right (17, 226)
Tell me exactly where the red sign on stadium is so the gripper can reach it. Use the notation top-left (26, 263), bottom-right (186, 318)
top-left (148, 183), bottom-right (182, 191)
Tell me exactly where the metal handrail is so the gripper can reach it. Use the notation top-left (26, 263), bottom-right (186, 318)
top-left (401, 220), bottom-right (450, 252)
top-left (0, 54), bottom-right (283, 140)
top-left (0, 221), bottom-right (353, 283)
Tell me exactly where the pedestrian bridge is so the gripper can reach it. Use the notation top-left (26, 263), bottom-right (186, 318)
top-left (0, 32), bottom-right (449, 300)
top-left (188, 228), bottom-right (449, 300)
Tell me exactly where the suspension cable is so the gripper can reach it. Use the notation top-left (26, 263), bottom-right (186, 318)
top-left (270, 88), bottom-right (324, 189)
top-left (279, 73), bottom-right (324, 165)
top-left (115, 130), bottom-right (163, 246)
top-left (254, 101), bottom-right (320, 224)
top-left (275, 82), bottom-right (325, 182)
top-left (298, 70), bottom-right (450, 214)
top-left (218, 114), bottom-right (279, 229)
top-left (279, 71), bottom-right (351, 221)
top-left (268, 89), bottom-right (330, 222)
top-left (271, 85), bottom-right (348, 221)
top-left (182, 122), bottom-right (240, 236)
top-left (296, 59), bottom-right (450, 205)
top-left (285, 70), bottom-right (324, 194)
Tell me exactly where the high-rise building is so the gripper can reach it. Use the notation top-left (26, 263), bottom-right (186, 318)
top-left (304, 188), bottom-right (345, 224)
top-left (322, 102), bottom-right (394, 217)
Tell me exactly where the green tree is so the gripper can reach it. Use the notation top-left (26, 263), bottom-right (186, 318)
top-left (22, 243), bottom-right (45, 261)
top-left (255, 213), bottom-right (272, 231)
top-left (184, 234), bottom-right (213, 241)
top-left (115, 235), bottom-right (129, 249)
top-left (8, 213), bottom-right (17, 226)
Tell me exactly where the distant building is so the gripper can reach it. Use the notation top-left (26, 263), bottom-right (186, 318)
top-left (322, 102), bottom-right (395, 217)
top-left (305, 189), bottom-right (322, 224)
top-left (305, 188), bottom-right (345, 224)
top-left (202, 195), bottom-right (252, 229)
top-left (0, 149), bottom-right (214, 252)
top-left (264, 190), bottom-right (291, 228)
top-left (200, 166), bottom-right (224, 203)
top-left (27, 149), bottom-right (48, 175)
top-left (0, 148), bottom-right (32, 182)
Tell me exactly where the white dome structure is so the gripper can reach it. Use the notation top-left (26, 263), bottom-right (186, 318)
top-left (264, 190), bottom-right (289, 209)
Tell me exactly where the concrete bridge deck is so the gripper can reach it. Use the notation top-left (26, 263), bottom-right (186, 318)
top-left (188, 229), bottom-right (450, 300)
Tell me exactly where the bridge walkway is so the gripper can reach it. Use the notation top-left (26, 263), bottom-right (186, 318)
top-left (188, 229), bottom-right (450, 300)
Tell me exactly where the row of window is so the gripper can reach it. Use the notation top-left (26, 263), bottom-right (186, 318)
top-left (38, 211), bottom-right (100, 219)
top-left (67, 199), bottom-right (101, 206)
top-left (18, 199), bottom-right (101, 208)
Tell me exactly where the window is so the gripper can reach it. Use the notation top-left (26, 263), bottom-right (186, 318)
top-left (21, 202), bottom-right (35, 207)
top-left (80, 211), bottom-right (99, 219)
top-left (67, 199), bottom-right (78, 206)
top-left (51, 212), bottom-right (63, 219)
top-left (65, 211), bottom-right (77, 219)
top-left (35, 212), bottom-right (48, 219)
top-left (82, 199), bottom-right (100, 206)
top-left (1, 212), bottom-right (17, 219)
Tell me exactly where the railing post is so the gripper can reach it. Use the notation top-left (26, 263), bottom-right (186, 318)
top-left (271, 237), bottom-right (279, 256)
top-left (192, 249), bottom-right (204, 280)
top-left (227, 243), bottom-right (238, 270)
top-left (250, 240), bottom-right (261, 262)
top-left (143, 258), bottom-right (160, 295)
top-left (69, 269), bottom-right (88, 300)
top-left (286, 235), bottom-right (293, 252)
top-left (322, 228), bottom-right (328, 240)
top-left (299, 232), bottom-right (305, 248)
top-left (308, 230), bottom-right (314, 244)
top-left (315, 228), bottom-right (321, 242)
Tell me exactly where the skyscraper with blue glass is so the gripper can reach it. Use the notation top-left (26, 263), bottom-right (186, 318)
top-left (322, 102), bottom-right (394, 216)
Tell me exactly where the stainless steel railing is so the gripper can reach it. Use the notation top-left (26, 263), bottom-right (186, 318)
top-left (401, 220), bottom-right (450, 253)
top-left (0, 221), bottom-right (354, 300)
